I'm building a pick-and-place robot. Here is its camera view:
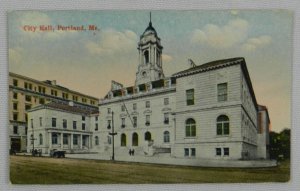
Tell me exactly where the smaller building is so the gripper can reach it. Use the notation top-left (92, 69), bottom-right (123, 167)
top-left (27, 102), bottom-right (99, 154)
top-left (257, 105), bottom-right (271, 159)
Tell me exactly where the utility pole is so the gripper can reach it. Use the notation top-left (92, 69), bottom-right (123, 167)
top-left (109, 111), bottom-right (117, 161)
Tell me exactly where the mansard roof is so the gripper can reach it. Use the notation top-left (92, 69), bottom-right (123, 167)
top-left (28, 102), bottom-right (99, 116)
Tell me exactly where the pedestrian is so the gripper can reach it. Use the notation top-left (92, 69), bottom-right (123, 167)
top-left (132, 149), bottom-right (135, 156)
top-left (129, 149), bottom-right (132, 156)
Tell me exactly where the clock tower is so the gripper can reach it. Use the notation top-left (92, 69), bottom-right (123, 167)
top-left (135, 14), bottom-right (164, 86)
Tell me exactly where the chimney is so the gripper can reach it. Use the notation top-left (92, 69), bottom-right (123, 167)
top-left (52, 80), bottom-right (57, 85)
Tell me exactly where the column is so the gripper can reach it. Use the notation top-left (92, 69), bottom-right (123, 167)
top-left (70, 133), bottom-right (73, 149)
top-left (89, 135), bottom-right (92, 149)
top-left (80, 134), bottom-right (83, 149)
top-left (60, 133), bottom-right (63, 149)
top-left (49, 132), bottom-right (52, 150)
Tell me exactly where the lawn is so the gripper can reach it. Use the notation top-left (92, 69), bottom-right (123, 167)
top-left (10, 155), bottom-right (290, 184)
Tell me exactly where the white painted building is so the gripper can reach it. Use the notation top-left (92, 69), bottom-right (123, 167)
top-left (27, 102), bottom-right (98, 154)
top-left (97, 19), bottom-right (270, 161)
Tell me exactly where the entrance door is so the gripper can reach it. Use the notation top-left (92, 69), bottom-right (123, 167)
top-left (11, 138), bottom-right (21, 152)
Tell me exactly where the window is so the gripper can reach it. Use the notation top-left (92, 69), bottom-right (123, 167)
top-left (51, 89), bottom-right (57, 96)
top-left (164, 113), bottom-right (169, 124)
top-left (13, 79), bottom-right (18, 86)
top-left (82, 116), bottom-right (85, 121)
top-left (217, 83), bottom-right (228, 102)
top-left (82, 123), bottom-right (86, 130)
top-left (13, 102), bottom-right (18, 110)
top-left (107, 108), bottom-right (111, 114)
top-left (216, 115), bottom-right (230, 135)
top-left (24, 82), bottom-right (32, 90)
top-left (73, 135), bottom-right (78, 145)
top-left (144, 50), bottom-right (149, 64)
top-left (30, 134), bottom-right (34, 145)
top-left (186, 89), bottom-right (194, 105)
top-left (133, 103), bottom-right (137, 110)
top-left (164, 98), bottom-right (169, 105)
top-left (73, 95), bottom-right (78, 101)
top-left (185, 118), bottom-right (196, 137)
top-left (13, 113), bottom-right (18, 121)
top-left (121, 118), bottom-right (125, 128)
top-left (73, 121), bottom-right (77, 129)
top-left (95, 123), bottom-right (98, 131)
top-left (132, 133), bottom-right (138, 146)
top-left (121, 105), bottom-right (125, 112)
top-left (107, 136), bottom-right (112, 144)
top-left (52, 133), bottom-right (58, 144)
top-left (25, 95), bottom-right (32, 102)
top-left (224, 148), bottom-right (229, 156)
top-left (13, 92), bottom-right (18, 99)
top-left (39, 134), bottom-right (43, 145)
top-left (144, 131), bottom-right (151, 141)
top-left (184, 148), bottom-right (189, 157)
top-left (52, 118), bottom-right (56, 127)
top-left (39, 117), bottom-right (42, 126)
top-left (191, 148), bottom-right (196, 157)
top-left (163, 131), bottom-right (170, 143)
top-left (145, 101), bottom-right (150, 108)
top-left (145, 115), bottom-right (150, 126)
top-left (63, 134), bottom-right (68, 145)
top-left (38, 86), bottom-right (45, 94)
top-left (133, 116), bottom-right (137, 127)
top-left (13, 126), bottom-right (18, 134)
top-left (82, 98), bottom-right (87, 103)
top-left (121, 134), bottom-right (126, 146)
top-left (107, 120), bottom-right (111, 129)
top-left (95, 136), bottom-right (99, 145)
top-left (216, 148), bottom-right (222, 156)
top-left (90, 100), bottom-right (95, 105)
top-left (185, 148), bottom-right (196, 157)
top-left (25, 104), bottom-right (31, 110)
top-left (63, 119), bottom-right (67, 128)
top-left (39, 98), bottom-right (45, 104)
top-left (62, 92), bottom-right (68, 100)
top-left (25, 114), bottom-right (28, 122)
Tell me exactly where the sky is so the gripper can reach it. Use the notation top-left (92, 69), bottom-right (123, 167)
top-left (8, 10), bottom-right (292, 133)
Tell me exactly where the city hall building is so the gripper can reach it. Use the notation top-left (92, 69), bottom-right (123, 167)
top-left (27, 19), bottom-right (270, 162)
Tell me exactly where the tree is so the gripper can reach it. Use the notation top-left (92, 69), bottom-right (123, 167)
top-left (269, 128), bottom-right (290, 160)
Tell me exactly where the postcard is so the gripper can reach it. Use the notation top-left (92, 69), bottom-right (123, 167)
top-left (7, 10), bottom-right (292, 185)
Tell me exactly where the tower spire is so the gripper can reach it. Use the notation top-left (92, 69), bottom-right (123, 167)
top-left (149, 12), bottom-right (152, 25)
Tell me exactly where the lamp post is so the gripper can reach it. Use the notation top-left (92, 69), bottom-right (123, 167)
top-left (109, 111), bottom-right (117, 161)
top-left (30, 119), bottom-right (36, 156)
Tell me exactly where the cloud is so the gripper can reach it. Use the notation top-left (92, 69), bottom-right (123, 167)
top-left (191, 18), bottom-right (249, 48)
top-left (242, 35), bottom-right (272, 51)
top-left (162, 54), bottom-right (173, 63)
top-left (85, 29), bottom-right (137, 55)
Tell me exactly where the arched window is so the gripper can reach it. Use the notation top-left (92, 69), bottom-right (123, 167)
top-left (52, 133), bottom-right (58, 144)
top-left (144, 131), bottom-right (151, 141)
top-left (39, 134), bottom-right (43, 145)
top-left (217, 115), bottom-right (230, 135)
top-left (163, 131), bottom-right (170, 143)
top-left (185, 118), bottom-right (196, 137)
top-left (121, 133), bottom-right (126, 146)
top-left (132, 132), bottom-right (138, 146)
top-left (144, 50), bottom-right (149, 64)
top-left (95, 136), bottom-right (99, 145)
